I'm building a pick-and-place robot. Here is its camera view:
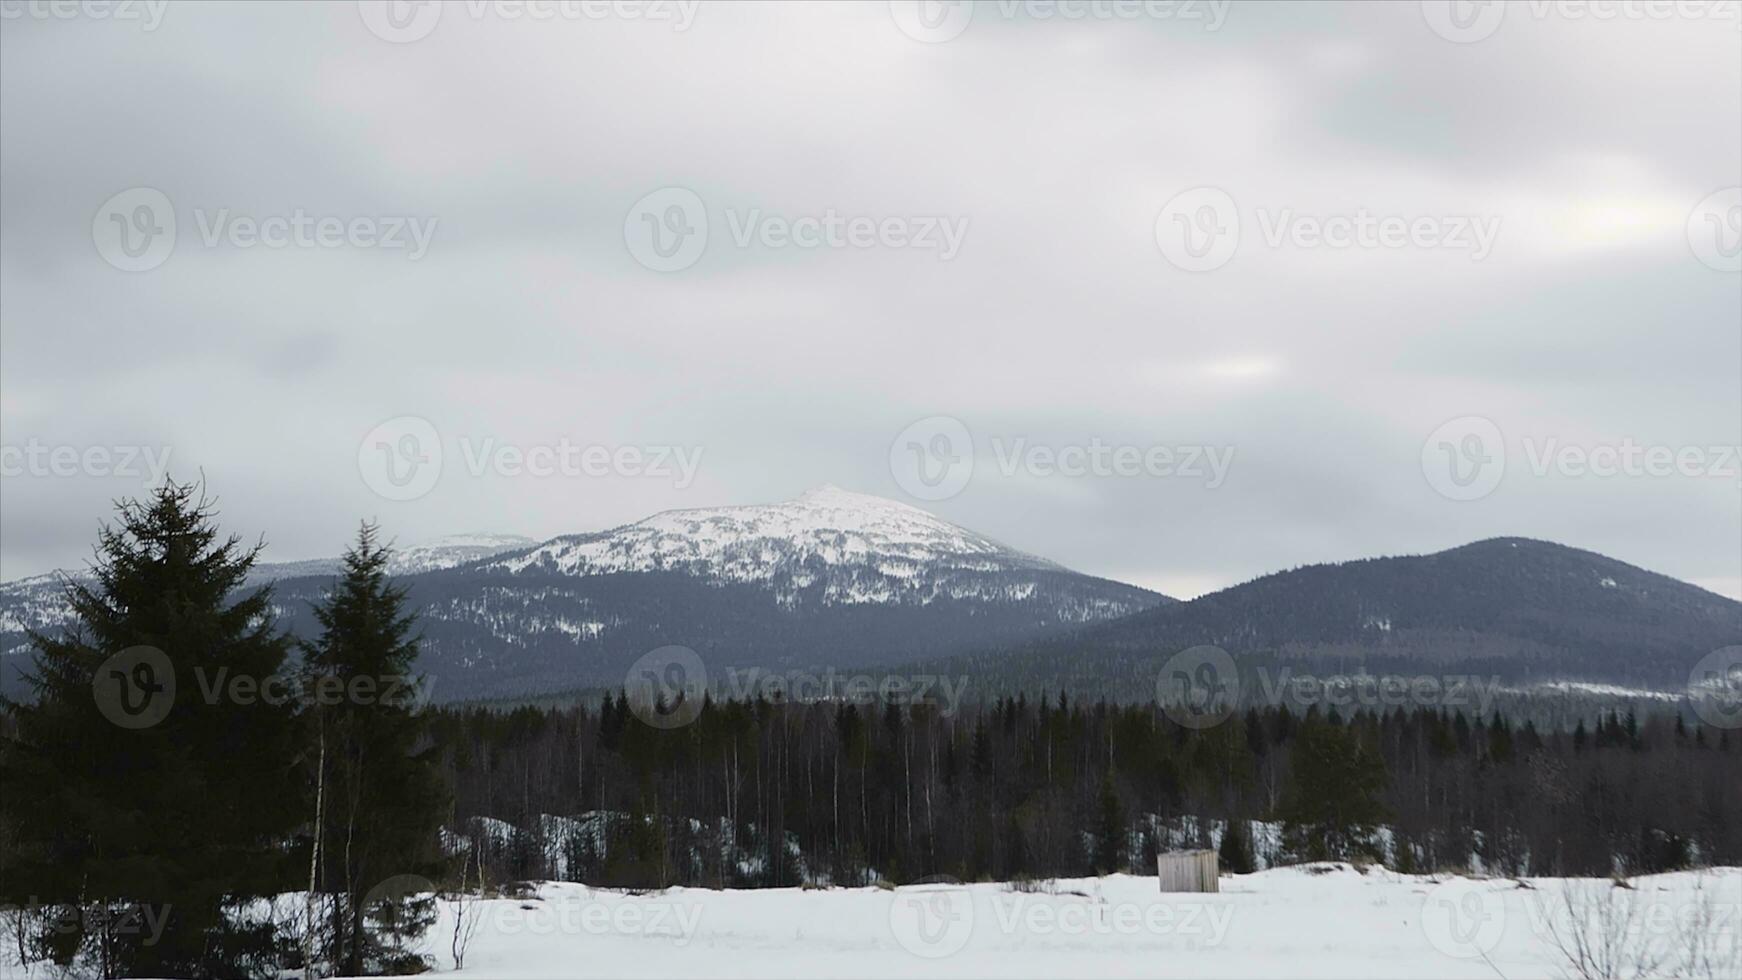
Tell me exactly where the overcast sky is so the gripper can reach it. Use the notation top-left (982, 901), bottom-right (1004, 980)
top-left (2, 0), bottom-right (1738, 601)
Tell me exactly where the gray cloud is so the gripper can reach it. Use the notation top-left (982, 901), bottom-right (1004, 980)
top-left (2, 1), bottom-right (1737, 601)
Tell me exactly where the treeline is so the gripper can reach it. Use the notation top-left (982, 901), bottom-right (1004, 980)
top-left (434, 687), bottom-right (1742, 890)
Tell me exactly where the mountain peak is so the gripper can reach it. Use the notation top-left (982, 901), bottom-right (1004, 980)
top-left (793, 484), bottom-right (917, 511)
top-left (486, 483), bottom-right (1144, 612)
top-left (405, 532), bottom-right (536, 551)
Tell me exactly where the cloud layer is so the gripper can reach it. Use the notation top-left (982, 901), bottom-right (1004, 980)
top-left (2, 1), bottom-right (1738, 600)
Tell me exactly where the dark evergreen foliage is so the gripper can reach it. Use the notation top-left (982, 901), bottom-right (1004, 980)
top-left (429, 694), bottom-right (1742, 888)
top-left (303, 524), bottom-right (449, 976)
top-left (0, 483), bottom-right (305, 977)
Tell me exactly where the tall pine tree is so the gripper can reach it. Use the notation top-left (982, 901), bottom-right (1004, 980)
top-left (0, 482), bottom-right (305, 977)
top-left (303, 524), bottom-right (447, 976)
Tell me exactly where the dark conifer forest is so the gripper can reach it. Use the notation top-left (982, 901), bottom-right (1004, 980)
top-left (431, 691), bottom-right (1742, 891)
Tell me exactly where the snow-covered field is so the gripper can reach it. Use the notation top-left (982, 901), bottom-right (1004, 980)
top-left (410, 865), bottom-right (1742, 979)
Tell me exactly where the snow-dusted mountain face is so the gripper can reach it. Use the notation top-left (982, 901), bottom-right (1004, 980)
top-left (493, 485), bottom-right (1090, 609)
top-left (0, 533), bottom-right (536, 667)
top-left (0, 490), bottom-right (1164, 701)
top-left (247, 532), bottom-right (538, 581)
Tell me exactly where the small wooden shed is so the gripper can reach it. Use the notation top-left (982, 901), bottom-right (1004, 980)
top-left (1157, 849), bottom-right (1219, 892)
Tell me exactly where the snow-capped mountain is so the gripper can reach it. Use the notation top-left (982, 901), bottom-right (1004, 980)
top-left (390, 533), bottom-right (540, 574)
top-left (492, 485), bottom-right (1108, 611)
top-left (0, 489), bottom-right (1164, 701)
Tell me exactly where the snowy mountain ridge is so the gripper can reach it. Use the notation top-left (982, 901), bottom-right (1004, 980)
top-left (0, 533), bottom-right (536, 638)
top-left (1, 488), bottom-right (1163, 699)
top-left (492, 485), bottom-right (1067, 608)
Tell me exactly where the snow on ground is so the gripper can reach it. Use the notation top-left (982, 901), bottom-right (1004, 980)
top-left (407, 865), bottom-right (1741, 979)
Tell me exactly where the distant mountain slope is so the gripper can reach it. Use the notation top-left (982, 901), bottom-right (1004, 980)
top-left (946, 538), bottom-right (1742, 696)
top-left (0, 488), bottom-right (1165, 701)
top-left (0, 532), bottom-right (536, 649)
top-left (247, 532), bottom-right (539, 582)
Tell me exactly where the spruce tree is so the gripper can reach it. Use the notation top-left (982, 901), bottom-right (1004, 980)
top-left (1278, 715), bottom-right (1389, 864)
top-left (0, 482), bottom-right (304, 977)
top-left (303, 524), bottom-right (447, 976)
top-left (1094, 774), bottom-right (1125, 874)
top-left (1218, 817), bottom-right (1257, 874)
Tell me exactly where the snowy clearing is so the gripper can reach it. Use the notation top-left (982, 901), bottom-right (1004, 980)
top-left (388, 865), bottom-right (1742, 979)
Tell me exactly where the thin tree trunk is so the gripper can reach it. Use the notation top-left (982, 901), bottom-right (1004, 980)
top-left (304, 719), bottom-right (326, 979)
